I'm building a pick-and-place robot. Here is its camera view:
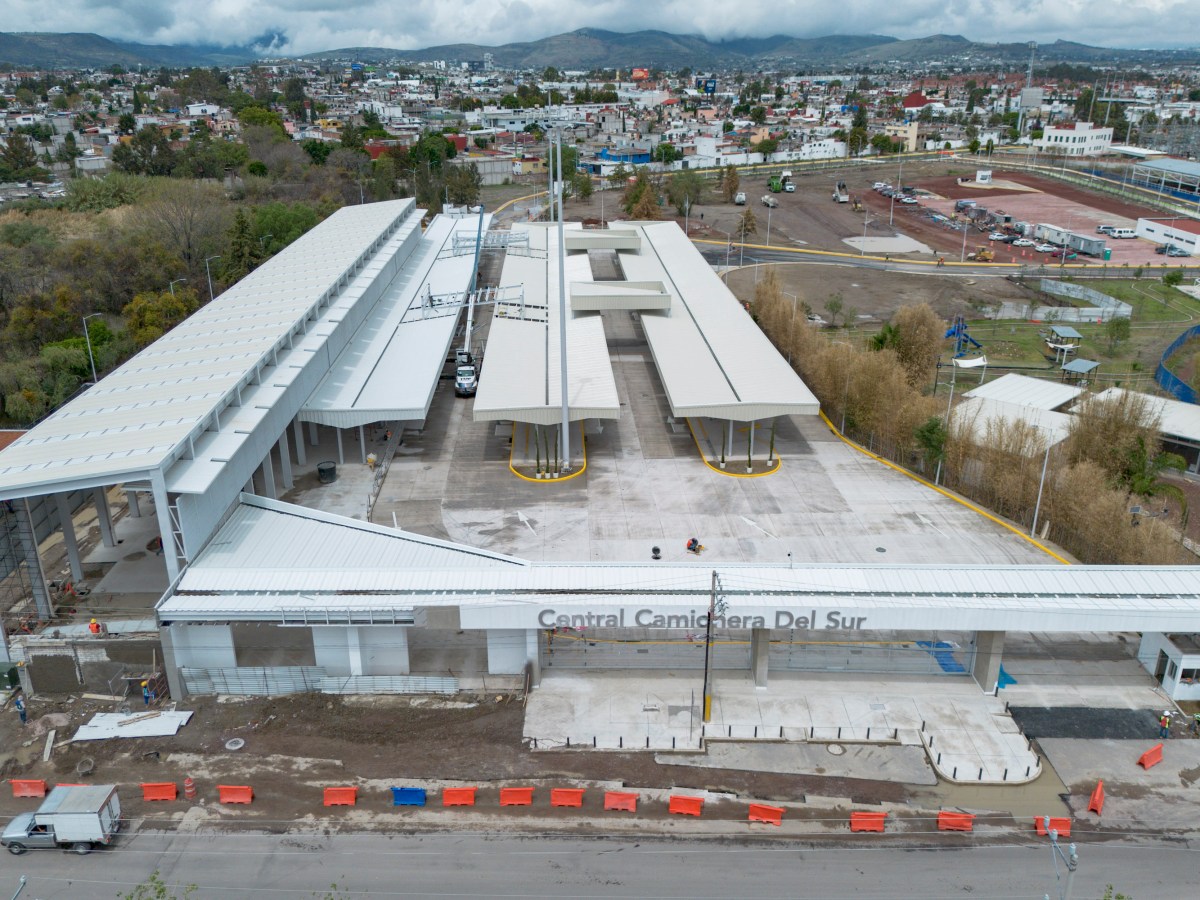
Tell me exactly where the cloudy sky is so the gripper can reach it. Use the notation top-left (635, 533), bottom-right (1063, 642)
top-left (6, 0), bottom-right (1196, 54)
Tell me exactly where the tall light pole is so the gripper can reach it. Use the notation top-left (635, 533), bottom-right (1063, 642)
top-left (1044, 816), bottom-right (1078, 900)
top-left (259, 234), bottom-right (273, 254)
top-left (889, 158), bottom-right (904, 226)
top-left (765, 202), bottom-right (772, 246)
top-left (168, 278), bottom-right (187, 297)
top-left (82, 313), bottom-right (102, 385)
top-left (683, 195), bottom-right (690, 237)
top-left (701, 570), bottom-right (727, 723)
top-left (784, 291), bottom-right (798, 364)
top-left (555, 131), bottom-right (571, 473)
top-left (204, 256), bottom-right (221, 303)
top-left (960, 217), bottom-right (970, 262)
top-left (861, 209), bottom-right (872, 256)
top-left (1031, 433), bottom-right (1054, 538)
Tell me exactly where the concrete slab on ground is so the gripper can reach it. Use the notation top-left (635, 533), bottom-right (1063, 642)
top-left (843, 236), bottom-right (933, 254)
top-left (657, 740), bottom-right (938, 785)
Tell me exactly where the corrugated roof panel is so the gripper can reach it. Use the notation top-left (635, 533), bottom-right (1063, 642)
top-left (962, 373), bottom-right (1084, 411)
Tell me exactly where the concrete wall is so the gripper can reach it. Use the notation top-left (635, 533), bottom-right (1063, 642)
top-left (486, 629), bottom-right (531, 674)
top-left (312, 626), bottom-right (352, 675)
top-left (359, 626), bottom-right (410, 675)
top-left (170, 624), bottom-right (237, 669)
top-left (1137, 632), bottom-right (1200, 700)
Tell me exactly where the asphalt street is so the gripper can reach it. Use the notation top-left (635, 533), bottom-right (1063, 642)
top-left (6, 832), bottom-right (1195, 898)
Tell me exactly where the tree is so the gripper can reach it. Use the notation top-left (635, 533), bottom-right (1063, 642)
top-left (914, 415), bottom-right (948, 471)
top-left (606, 163), bottom-right (630, 189)
top-left (737, 207), bottom-right (757, 238)
top-left (1124, 435), bottom-right (1188, 521)
top-left (824, 293), bottom-right (844, 328)
top-left (846, 127), bottom-right (869, 156)
top-left (237, 106), bottom-right (286, 138)
top-left (122, 287), bottom-right (200, 348)
top-left (652, 142), bottom-right (680, 164)
top-left (224, 208), bottom-right (257, 281)
top-left (137, 180), bottom-right (231, 275)
top-left (890, 303), bottom-right (944, 388)
top-left (1163, 270), bottom-right (1184, 287)
top-left (666, 170), bottom-right (703, 216)
top-left (622, 168), bottom-right (660, 216)
top-left (721, 164), bottom-right (740, 203)
top-left (446, 163), bottom-right (482, 205)
top-left (112, 125), bottom-right (175, 176)
top-left (570, 172), bottom-right (593, 201)
top-left (0, 134), bottom-right (42, 180)
top-left (1105, 316), bottom-right (1131, 353)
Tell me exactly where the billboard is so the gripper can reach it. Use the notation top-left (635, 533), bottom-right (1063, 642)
top-left (1019, 87), bottom-right (1044, 109)
top-left (632, 67), bottom-right (650, 81)
top-left (704, 78), bottom-right (717, 94)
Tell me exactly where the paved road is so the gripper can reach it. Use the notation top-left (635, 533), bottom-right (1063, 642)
top-left (7, 832), bottom-right (1196, 898)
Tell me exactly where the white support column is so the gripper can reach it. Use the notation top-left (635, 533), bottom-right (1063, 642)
top-left (278, 429), bottom-right (294, 489)
top-left (260, 448), bottom-right (277, 500)
top-left (293, 419), bottom-right (307, 465)
top-left (486, 629), bottom-right (528, 674)
top-left (358, 425), bottom-right (367, 464)
top-left (124, 489), bottom-right (141, 518)
top-left (347, 627), bottom-right (364, 676)
top-left (525, 629), bottom-right (541, 688)
top-left (336, 428), bottom-right (344, 465)
top-left (749, 419), bottom-right (756, 462)
top-left (54, 493), bottom-right (84, 584)
top-left (725, 421), bottom-right (734, 460)
top-left (17, 499), bottom-right (54, 621)
top-left (93, 487), bottom-right (116, 548)
top-left (308, 421), bottom-right (319, 447)
top-left (150, 471), bottom-right (180, 583)
top-left (244, 478), bottom-right (255, 496)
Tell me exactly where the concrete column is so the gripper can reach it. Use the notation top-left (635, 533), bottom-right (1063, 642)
top-left (347, 627), bottom-right (364, 676)
top-left (748, 419), bottom-right (755, 465)
top-left (125, 489), bottom-right (141, 518)
top-left (308, 421), bottom-right (319, 447)
top-left (260, 449), bottom-right (277, 500)
top-left (278, 429), bottom-right (294, 489)
top-left (725, 421), bottom-right (734, 460)
top-left (336, 428), bottom-right (344, 465)
top-left (971, 630), bottom-right (1006, 693)
top-left (486, 629), bottom-right (528, 675)
top-left (293, 419), bottom-right (307, 465)
top-left (525, 629), bottom-right (541, 688)
top-left (159, 625), bottom-right (185, 701)
top-left (54, 493), bottom-right (84, 584)
top-left (359, 425), bottom-right (367, 464)
top-left (150, 472), bottom-right (180, 583)
top-left (750, 627), bottom-right (770, 687)
top-left (93, 487), bottom-right (116, 548)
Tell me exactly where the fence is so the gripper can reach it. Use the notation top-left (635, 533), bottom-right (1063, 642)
top-left (1156, 324), bottom-right (1200, 403)
top-left (1026, 279), bottom-right (1132, 323)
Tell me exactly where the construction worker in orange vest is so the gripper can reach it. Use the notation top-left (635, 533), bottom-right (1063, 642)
top-left (88, 619), bottom-right (101, 635)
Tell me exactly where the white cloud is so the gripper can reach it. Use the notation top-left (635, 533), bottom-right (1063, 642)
top-left (3, 0), bottom-right (1195, 55)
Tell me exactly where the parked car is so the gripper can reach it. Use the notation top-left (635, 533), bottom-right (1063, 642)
top-left (900, 196), bottom-right (918, 205)
top-left (1034, 243), bottom-right (1056, 253)
top-left (1097, 224), bottom-right (1116, 235)
top-left (987, 232), bottom-right (1007, 241)
top-left (1167, 246), bottom-right (1191, 257)
top-left (761, 194), bottom-right (778, 208)
top-left (1050, 249), bottom-right (1078, 259)
top-left (1013, 238), bottom-right (1035, 247)
top-left (1155, 244), bottom-right (1173, 254)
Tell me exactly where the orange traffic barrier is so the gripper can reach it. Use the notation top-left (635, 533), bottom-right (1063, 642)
top-left (937, 811), bottom-right (975, 832)
top-left (604, 791), bottom-right (638, 812)
top-left (1088, 781), bottom-right (1105, 815)
top-left (141, 782), bottom-right (178, 802)
top-left (183, 776), bottom-right (196, 800)
top-left (217, 785), bottom-right (253, 804)
top-left (550, 788), bottom-right (585, 808)
top-left (442, 787), bottom-right (477, 807)
top-left (10, 780), bottom-right (46, 799)
top-left (850, 811), bottom-right (888, 833)
top-left (668, 795), bottom-right (704, 817)
top-left (499, 787), bottom-right (534, 806)
top-left (324, 787), bottom-right (357, 807)
top-left (1137, 743), bottom-right (1163, 770)
top-left (747, 803), bottom-right (783, 826)
top-left (1034, 817), bottom-right (1071, 838)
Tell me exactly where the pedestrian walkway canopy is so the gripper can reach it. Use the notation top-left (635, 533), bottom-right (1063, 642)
top-left (963, 374), bottom-right (1083, 412)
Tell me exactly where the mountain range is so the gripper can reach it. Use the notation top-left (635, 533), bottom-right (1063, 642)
top-left (1, 28), bottom-right (1197, 71)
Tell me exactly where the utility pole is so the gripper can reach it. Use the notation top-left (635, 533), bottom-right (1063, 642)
top-left (82, 313), bottom-right (102, 385)
top-left (556, 133), bottom-right (570, 473)
top-left (204, 256), bottom-right (221, 303)
top-left (701, 570), bottom-right (727, 723)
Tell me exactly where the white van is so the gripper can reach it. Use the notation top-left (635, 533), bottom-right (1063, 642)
top-left (1110, 228), bottom-right (1136, 239)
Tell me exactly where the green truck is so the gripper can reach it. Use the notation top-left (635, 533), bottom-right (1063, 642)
top-left (768, 176), bottom-right (783, 193)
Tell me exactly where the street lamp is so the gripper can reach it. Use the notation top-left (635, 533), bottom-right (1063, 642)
top-left (168, 278), bottom-right (187, 297)
top-left (861, 209), bottom-right (873, 257)
top-left (259, 234), bottom-right (273, 253)
top-left (765, 202), bottom-right (772, 246)
top-left (1043, 815), bottom-right (1078, 900)
top-left (889, 158), bottom-right (904, 226)
top-left (784, 291), bottom-right (799, 364)
top-left (204, 256), bottom-right (221, 303)
top-left (82, 313), bottom-right (102, 385)
top-left (1030, 431), bottom-right (1055, 538)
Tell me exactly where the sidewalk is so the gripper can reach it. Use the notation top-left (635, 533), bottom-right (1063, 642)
top-left (524, 671), bottom-right (1040, 785)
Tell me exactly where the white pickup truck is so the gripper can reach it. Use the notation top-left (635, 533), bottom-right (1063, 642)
top-left (2, 784), bottom-right (121, 855)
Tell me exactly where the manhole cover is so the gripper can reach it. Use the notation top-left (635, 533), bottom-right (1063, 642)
top-left (224, 738), bottom-right (245, 751)
top-left (827, 744), bottom-right (846, 756)
top-left (76, 757), bottom-right (95, 776)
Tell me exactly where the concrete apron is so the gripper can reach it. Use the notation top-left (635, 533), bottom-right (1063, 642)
top-left (524, 671), bottom-right (1040, 786)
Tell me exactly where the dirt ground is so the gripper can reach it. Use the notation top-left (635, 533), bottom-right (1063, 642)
top-left (1, 692), bottom-right (917, 832)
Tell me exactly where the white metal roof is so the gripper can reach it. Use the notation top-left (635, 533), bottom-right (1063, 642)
top-left (0, 200), bottom-right (416, 498)
top-left (472, 224), bottom-right (620, 425)
top-left (962, 373), bottom-right (1083, 411)
top-left (952, 398), bottom-right (1072, 448)
top-left (1095, 387), bottom-right (1200, 445)
top-left (300, 214), bottom-right (492, 429)
top-left (630, 223), bottom-right (820, 421)
top-left (157, 497), bottom-right (1200, 632)
top-left (177, 494), bottom-right (524, 595)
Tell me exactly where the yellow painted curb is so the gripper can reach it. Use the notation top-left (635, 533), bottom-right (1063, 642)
top-left (508, 422), bottom-right (587, 483)
top-left (492, 190), bottom-right (548, 215)
top-left (819, 411), bottom-right (1071, 565)
top-left (687, 417), bottom-right (780, 477)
